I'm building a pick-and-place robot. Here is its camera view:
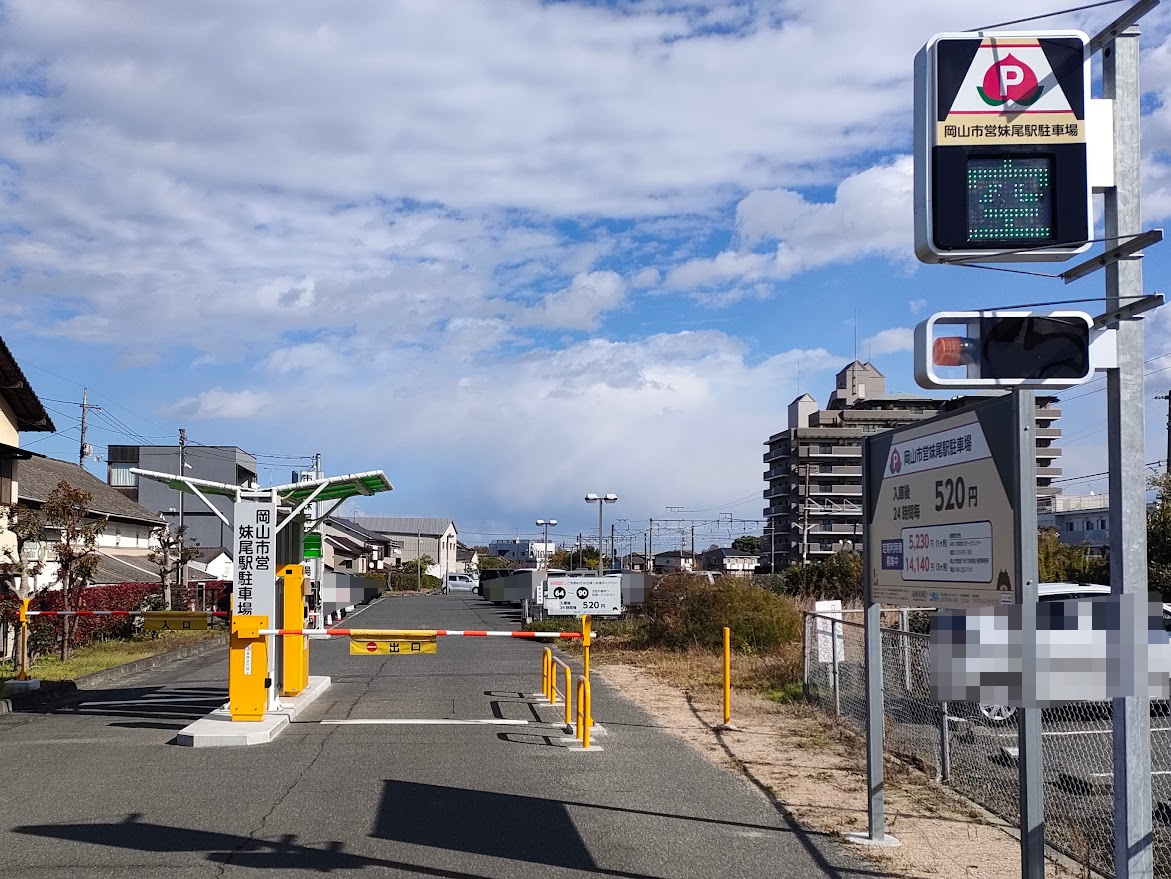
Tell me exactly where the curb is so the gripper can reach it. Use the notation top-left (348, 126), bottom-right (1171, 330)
top-left (0, 633), bottom-right (228, 716)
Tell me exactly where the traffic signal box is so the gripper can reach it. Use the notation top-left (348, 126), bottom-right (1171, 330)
top-left (278, 564), bottom-right (309, 697)
top-left (914, 31), bottom-right (1091, 263)
top-left (914, 310), bottom-right (1114, 389)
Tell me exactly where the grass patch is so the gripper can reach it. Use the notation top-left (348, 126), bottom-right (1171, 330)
top-left (1, 631), bottom-right (219, 691)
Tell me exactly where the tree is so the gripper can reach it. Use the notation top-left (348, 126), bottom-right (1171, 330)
top-left (147, 525), bottom-right (200, 610)
top-left (478, 554), bottom-right (509, 570)
top-left (43, 481), bottom-right (106, 660)
top-left (1150, 473), bottom-right (1171, 600)
top-left (0, 502), bottom-right (46, 673)
top-left (732, 535), bottom-right (764, 555)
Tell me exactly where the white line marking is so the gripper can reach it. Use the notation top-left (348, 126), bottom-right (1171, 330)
top-left (327, 595), bottom-right (385, 630)
top-left (995, 726), bottom-right (1171, 739)
top-left (320, 718), bottom-right (530, 726)
top-left (1090, 771), bottom-right (1171, 777)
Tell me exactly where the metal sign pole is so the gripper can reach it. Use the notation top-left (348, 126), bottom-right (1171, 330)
top-left (1104, 25), bottom-right (1154, 879)
top-left (1014, 390), bottom-right (1044, 879)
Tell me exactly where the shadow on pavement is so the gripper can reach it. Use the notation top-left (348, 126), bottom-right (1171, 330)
top-left (14, 685), bottom-right (227, 729)
top-left (683, 694), bottom-right (902, 879)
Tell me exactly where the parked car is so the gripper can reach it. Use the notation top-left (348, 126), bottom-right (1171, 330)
top-left (970, 582), bottom-right (1171, 724)
top-left (444, 573), bottom-right (476, 592)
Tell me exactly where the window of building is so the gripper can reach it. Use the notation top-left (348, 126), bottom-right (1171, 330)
top-left (1100, 519), bottom-right (1107, 531)
top-left (0, 458), bottom-right (12, 505)
top-left (819, 444), bottom-right (832, 454)
top-left (109, 462), bottom-right (138, 488)
top-left (1067, 521), bottom-right (1075, 532)
top-left (819, 483), bottom-right (834, 493)
top-left (819, 463), bottom-right (832, 473)
top-left (820, 541), bottom-right (833, 551)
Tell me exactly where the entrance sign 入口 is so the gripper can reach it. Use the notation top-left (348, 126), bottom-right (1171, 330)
top-left (864, 395), bottom-right (1021, 609)
top-left (233, 500), bottom-right (278, 627)
top-left (544, 576), bottom-right (621, 617)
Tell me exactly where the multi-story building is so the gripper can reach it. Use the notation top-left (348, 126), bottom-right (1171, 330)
top-left (1037, 493), bottom-right (1109, 556)
top-left (487, 538), bottom-right (556, 565)
top-left (343, 517), bottom-right (458, 577)
top-left (762, 361), bottom-right (1062, 571)
top-left (106, 444), bottom-right (258, 551)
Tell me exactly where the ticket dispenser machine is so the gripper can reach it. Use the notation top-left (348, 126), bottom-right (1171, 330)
top-left (229, 615), bottom-right (268, 721)
top-left (278, 564), bottom-right (310, 696)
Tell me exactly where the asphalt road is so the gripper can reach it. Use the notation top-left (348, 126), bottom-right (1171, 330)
top-left (0, 593), bottom-right (871, 879)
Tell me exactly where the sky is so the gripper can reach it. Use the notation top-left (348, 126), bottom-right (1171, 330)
top-left (3, 0), bottom-right (1171, 551)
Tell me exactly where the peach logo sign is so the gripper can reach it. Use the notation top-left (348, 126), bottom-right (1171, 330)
top-left (978, 55), bottom-right (1043, 107)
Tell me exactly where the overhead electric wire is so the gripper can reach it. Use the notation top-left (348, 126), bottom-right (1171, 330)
top-left (971, 0), bottom-right (1132, 32)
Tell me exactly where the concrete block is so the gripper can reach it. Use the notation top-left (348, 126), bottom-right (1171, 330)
top-left (176, 675), bottom-right (330, 747)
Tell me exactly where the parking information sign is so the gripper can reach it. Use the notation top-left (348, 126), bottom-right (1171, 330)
top-left (864, 395), bottom-right (1021, 609)
top-left (544, 576), bottom-right (621, 617)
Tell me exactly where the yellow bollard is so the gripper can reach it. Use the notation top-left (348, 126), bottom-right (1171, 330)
top-left (575, 676), bottom-right (584, 741)
top-left (723, 626), bottom-right (731, 727)
top-left (16, 597), bottom-right (30, 681)
top-left (563, 662), bottom-right (572, 730)
top-left (581, 676), bottom-right (591, 750)
top-left (582, 613), bottom-right (591, 683)
top-left (542, 647), bottom-right (552, 700)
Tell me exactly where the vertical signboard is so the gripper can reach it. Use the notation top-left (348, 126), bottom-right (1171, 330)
top-left (864, 395), bottom-right (1021, 609)
top-left (233, 500), bottom-right (278, 626)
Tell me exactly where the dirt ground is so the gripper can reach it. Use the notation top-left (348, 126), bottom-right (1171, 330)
top-left (595, 657), bottom-right (1080, 879)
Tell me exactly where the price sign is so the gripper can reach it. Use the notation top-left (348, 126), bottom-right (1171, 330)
top-left (544, 576), bottom-right (621, 617)
top-left (865, 395), bottom-right (1020, 609)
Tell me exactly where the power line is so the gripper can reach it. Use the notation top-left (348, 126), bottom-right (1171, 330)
top-left (972, 0), bottom-right (1132, 32)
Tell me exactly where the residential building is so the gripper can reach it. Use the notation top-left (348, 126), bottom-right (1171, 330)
top-left (1038, 493), bottom-right (1110, 556)
top-left (487, 538), bottom-right (556, 565)
top-left (0, 336), bottom-right (56, 560)
top-left (189, 547), bottom-right (234, 581)
top-left (455, 543), bottom-right (479, 575)
top-left (106, 444), bottom-right (258, 551)
top-left (762, 361), bottom-right (1063, 571)
top-left (17, 452), bottom-right (210, 589)
top-left (323, 516), bottom-right (402, 575)
top-left (343, 517), bottom-right (458, 577)
top-left (653, 549), bottom-right (696, 573)
top-left (698, 546), bottom-right (758, 578)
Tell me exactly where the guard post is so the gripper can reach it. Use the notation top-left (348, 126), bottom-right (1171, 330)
top-left (278, 564), bottom-right (309, 697)
top-left (229, 615), bottom-right (269, 722)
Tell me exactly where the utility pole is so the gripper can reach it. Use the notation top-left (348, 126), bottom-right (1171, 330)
top-left (1158, 392), bottom-right (1171, 470)
top-left (611, 523), bottom-right (616, 572)
top-left (690, 524), bottom-right (695, 560)
top-left (313, 452), bottom-right (323, 625)
top-left (78, 387), bottom-right (101, 467)
top-left (648, 518), bottom-right (653, 572)
top-left (177, 428), bottom-right (187, 609)
top-left (417, 531), bottom-right (421, 592)
top-left (577, 533), bottom-right (583, 570)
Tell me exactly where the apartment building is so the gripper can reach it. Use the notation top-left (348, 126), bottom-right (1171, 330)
top-left (762, 361), bottom-right (1061, 571)
top-left (487, 538), bottom-right (556, 565)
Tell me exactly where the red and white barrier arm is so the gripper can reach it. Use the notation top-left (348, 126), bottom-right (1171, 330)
top-left (259, 627), bottom-right (587, 639)
top-left (25, 610), bottom-right (229, 617)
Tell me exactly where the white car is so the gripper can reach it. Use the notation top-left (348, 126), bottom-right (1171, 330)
top-left (973, 582), bottom-right (1171, 724)
top-left (445, 573), bottom-right (477, 591)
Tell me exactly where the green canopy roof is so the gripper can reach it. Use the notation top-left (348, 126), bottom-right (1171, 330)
top-left (131, 468), bottom-right (393, 502)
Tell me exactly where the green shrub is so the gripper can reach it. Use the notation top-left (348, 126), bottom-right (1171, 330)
top-left (644, 574), bottom-right (801, 653)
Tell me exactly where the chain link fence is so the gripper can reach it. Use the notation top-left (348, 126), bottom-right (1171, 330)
top-left (803, 610), bottom-right (1171, 878)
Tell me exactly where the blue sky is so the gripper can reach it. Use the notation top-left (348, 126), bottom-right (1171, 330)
top-left (2, 0), bottom-right (1171, 549)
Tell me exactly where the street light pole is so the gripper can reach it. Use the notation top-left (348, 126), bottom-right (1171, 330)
top-left (535, 518), bottom-right (557, 566)
top-left (585, 494), bottom-right (617, 572)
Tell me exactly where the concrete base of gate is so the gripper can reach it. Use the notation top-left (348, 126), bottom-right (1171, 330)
top-left (175, 675), bottom-right (331, 747)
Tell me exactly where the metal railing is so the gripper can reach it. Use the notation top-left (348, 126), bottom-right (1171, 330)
top-left (802, 610), bottom-right (1171, 878)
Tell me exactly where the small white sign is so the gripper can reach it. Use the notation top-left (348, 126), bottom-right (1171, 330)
top-left (544, 576), bottom-right (621, 617)
top-left (814, 599), bottom-right (844, 663)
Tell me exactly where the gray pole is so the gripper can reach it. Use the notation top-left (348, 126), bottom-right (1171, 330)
top-left (1105, 27), bottom-right (1153, 879)
top-left (1014, 390), bottom-right (1044, 879)
top-left (417, 531), bottom-right (421, 592)
top-left (178, 428), bottom-right (186, 609)
top-left (1158, 393), bottom-right (1171, 471)
top-left (861, 435), bottom-right (887, 842)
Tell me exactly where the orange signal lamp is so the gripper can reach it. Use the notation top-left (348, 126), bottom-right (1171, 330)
top-left (932, 336), bottom-right (977, 367)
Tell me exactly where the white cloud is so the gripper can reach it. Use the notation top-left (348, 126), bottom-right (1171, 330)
top-left (162, 388), bottom-right (271, 420)
top-left (516, 271), bottom-right (627, 331)
top-left (630, 267), bottom-right (661, 288)
top-left (864, 327), bottom-right (914, 357)
top-left (909, 298), bottom-right (927, 315)
top-left (665, 156), bottom-right (915, 290)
